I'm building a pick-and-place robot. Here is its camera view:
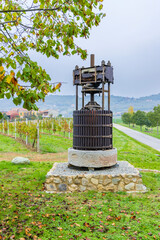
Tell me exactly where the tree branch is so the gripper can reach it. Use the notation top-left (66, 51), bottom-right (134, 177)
top-left (0, 20), bottom-right (17, 25)
top-left (0, 6), bottom-right (62, 13)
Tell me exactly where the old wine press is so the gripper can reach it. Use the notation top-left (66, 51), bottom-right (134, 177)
top-left (45, 55), bottom-right (146, 194)
top-left (68, 55), bottom-right (117, 169)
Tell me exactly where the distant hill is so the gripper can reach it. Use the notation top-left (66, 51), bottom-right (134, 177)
top-left (0, 93), bottom-right (160, 117)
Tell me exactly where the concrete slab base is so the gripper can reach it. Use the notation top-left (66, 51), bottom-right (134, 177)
top-left (68, 148), bottom-right (117, 168)
top-left (45, 161), bottom-right (147, 193)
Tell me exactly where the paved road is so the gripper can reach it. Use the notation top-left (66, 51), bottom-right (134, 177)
top-left (113, 124), bottom-right (160, 152)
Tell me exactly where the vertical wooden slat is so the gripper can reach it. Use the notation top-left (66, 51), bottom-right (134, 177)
top-left (73, 110), bottom-right (112, 150)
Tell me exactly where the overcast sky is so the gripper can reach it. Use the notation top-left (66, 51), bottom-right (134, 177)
top-left (30, 0), bottom-right (160, 98)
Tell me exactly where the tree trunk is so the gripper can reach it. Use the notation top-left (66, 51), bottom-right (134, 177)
top-left (32, 139), bottom-right (35, 148)
top-left (157, 122), bottom-right (159, 134)
top-left (140, 125), bottom-right (142, 131)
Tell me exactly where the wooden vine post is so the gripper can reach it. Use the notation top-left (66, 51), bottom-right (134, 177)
top-left (15, 119), bottom-right (16, 139)
top-left (37, 120), bottom-right (40, 153)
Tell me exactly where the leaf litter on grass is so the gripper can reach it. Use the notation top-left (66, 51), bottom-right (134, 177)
top-left (1, 162), bottom-right (160, 240)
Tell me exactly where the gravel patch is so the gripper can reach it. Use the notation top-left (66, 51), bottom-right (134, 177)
top-left (47, 161), bottom-right (139, 177)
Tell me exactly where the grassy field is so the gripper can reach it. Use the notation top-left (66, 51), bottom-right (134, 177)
top-left (40, 134), bottom-right (72, 153)
top-left (0, 161), bottom-right (160, 240)
top-left (0, 133), bottom-right (72, 154)
top-left (113, 128), bottom-right (160, 170)
top-left (0, 129), bottom-right (160, 239)
top-left (0, 128), bottom-right (160, 170)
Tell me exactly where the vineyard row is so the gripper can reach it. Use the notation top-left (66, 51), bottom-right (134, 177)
top-left (0, 118), bottom-right (73, 152)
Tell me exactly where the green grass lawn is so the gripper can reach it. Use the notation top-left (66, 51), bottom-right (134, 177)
top-left (113, 128), bottom-right (160, 170)
top-left (40, 134), bottom-right (72, 153)
top-left (0, 161), bottom-right (160, 240)
top-left (0, 128), bottom-right (160, 170)
top-left (41, 129), bottom-right (73, 139)
top-left (0, 134), bottom-right (30, 153)
top-left (0, 133), bottom-right (72, 154)
top-left (0, 129), bottom-right (160, 239)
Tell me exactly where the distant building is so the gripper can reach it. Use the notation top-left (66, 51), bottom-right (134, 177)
top-left (6, 110), bottom-right (19, 120)
top-left (6, 108), bottom-right (58, 119)
top-left (39, 110), bottom-right (49, 118)
top-left (9, 108), bottom-right (39, 119)
top-left (17, 108), bottom-right (38, 118)
top-left (39, 109), bottom-right (58, 118)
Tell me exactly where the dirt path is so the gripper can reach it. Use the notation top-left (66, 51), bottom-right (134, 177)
top-left (0, 151), bottom-right (68, 162)
top-left (114, 123), bottom-right (160, 152)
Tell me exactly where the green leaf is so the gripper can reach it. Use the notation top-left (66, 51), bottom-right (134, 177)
top-left (5, 93), bottom-right (11, 99)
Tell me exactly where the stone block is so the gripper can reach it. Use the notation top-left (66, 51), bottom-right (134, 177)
top-left (80, 186), bottom-right (86, 192)
top-left (135, 184), bottom-right (147, 192)
top-left (137, 179), bottom-right (143, 184)
top-left (87, 185), bottom-right (97, 191)
top-left (74, 178), bottom-right (81, 184)
top-left (82, 178), bottom-right (89, 186)
top-left (58, 184), bottom-right (67, 192)
top-left (103, 178), bottom-right (112, 185)
top-left (125, 178), bottom-right (131, 185)
top-left (69, 184), bottom-right (78, 191)
top-left (125, 183), bottom-right (135, 191)
top-left (132, 178), bottom-right (138, 183)
top-left (98, 179), bottom-right (103, 184)
top-left (46, 178), bottom-right (52, 184)
top-left (46, 184), bottom-right (57, 191)
top-left (97, 185), bottom-right (104, 191)
top-left (12, 157), bottom-right (30, 165)
top-left (68, 148), bottom-right (117, 168)
top-left (112, 178), bottom-right (121, 185)
top-left (105, 183), bottom-right (116, 192)
top-left (91, 178), bottom-right (98, 185)
top-left (45, 161), bottom-right (146, 193)
top-left (67, 177), bottom-right (73, 184)
top-left (85, 174), bottom-right (92, 179)
top-left (53, 177), bottom-right (61, 184)
top-left (60, 176), bottom-right (67, 182)
top-left (118, 182), bottom-right (125, 191)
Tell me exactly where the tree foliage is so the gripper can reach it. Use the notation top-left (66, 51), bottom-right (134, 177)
top-left (132, 110), bottom-right (147, 131)
top-left (0, 0), bottom-right (105, 110)
top-left (128, 106), bottom-right (134, 115)
top-left (153, 105), bottom-right (160, 125)
top-left (146, 111), bottom-right (156, 128)
top-left (121, 112), bottom-right (132, 126)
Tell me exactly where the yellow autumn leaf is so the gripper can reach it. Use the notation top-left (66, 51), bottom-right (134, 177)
top-left (10, 71), bottom-right (15, 77)
top-left (0, 66), bottom-right (4, 72)
top-left (0, 72), bottom-right (5, 78)
top-left (6, 75), bottom-right (12, 84)
top-left (0, 73), bottom-right (5, 81)
top-left (19, 86), bottom-right (24, 90)
top-left (14, 34), bottom-right (18, 39)
top-left (55, 83), bottom-right (62, 90)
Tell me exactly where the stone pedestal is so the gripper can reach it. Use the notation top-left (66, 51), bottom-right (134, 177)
top-left (45, 161), bottom-right (147, 193)
top-left (68, 148), bottom-right (117, 168)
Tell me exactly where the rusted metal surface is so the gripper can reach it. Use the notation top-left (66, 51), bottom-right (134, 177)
top-left (73, 64), bottom-right (114, 86)
top-left (76, 85), bottom-right (78, 110)
top-left (73, 110), bottom-right (113, 150)
top-left (108, 82), bottom-right (110, 111)
top-left (90, 54), bottom-right (95, 67)
top-left (73, 55), bottom-right (114, 151)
